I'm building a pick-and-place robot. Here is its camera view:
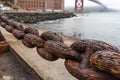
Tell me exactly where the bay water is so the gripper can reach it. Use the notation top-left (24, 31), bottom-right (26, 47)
top-left (32, 12), bottom-right (120, 48)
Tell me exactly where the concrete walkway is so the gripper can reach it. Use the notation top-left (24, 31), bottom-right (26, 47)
top-left (0, 27), bottom-right (77, 80)
top-left (0, 52), bottom-right (36, 80)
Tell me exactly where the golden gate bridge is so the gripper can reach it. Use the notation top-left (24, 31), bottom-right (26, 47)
top-left (74, 0), bottom-right (108, 12)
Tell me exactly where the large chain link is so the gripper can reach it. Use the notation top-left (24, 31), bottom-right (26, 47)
top-left (1, 14), bottom-right (120, 80)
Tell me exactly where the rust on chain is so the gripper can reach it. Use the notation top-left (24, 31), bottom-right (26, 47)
top-left (65, 60), bottom-right (120, 80)
top-left (71, 39), bottom-right (120, 53)
top-left (35, 37), bottom-right (45, 48)
top-left (0, 16), bottom-right (9, 23)
top-left (44, 40), bottom-right (81, 61)
top-left (40, 31), bottom-right (63, 42)
top-left (37, 48), bottom-right (59, 61)
top-left (0, 22), bottom-right (6, 28)
top-left (24, 27), bottom-right (39, 36)
top-left (90, 50), bottom-right (120, 78)
top-left (22, 40), bottom-right (35, 48)
top-left (1, 14), bottom-right (120, 80)
top-left (37, 31), bottom-right (65, 61)
top-left (23, 33), bottom-right (45, 48)
top-left (5, 25), bottom-right (14, 33)
top-left (14, 22), bottom-right (24, 31)
top-left (12, 29), bottom-right (25, 40)
top-left (80, 48), bottom-right (94, 69)
top-left (65, 46), bottom-right (120, 80)
top-left (22, 34), bottom-right (38, 48)
top-left (7, 20), bottom-right (16, 28)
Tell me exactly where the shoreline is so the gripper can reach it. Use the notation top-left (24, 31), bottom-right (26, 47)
top-left (5, 12), bottom-right (76, 24)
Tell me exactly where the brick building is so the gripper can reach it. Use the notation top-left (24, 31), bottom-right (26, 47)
top-left (15, 0), bottom-right (64, 10)
top-left (46, 0), bottom-right (64, 10)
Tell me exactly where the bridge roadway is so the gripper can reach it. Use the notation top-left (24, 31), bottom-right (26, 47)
top-left (0, 25), bottom-right (77, 80)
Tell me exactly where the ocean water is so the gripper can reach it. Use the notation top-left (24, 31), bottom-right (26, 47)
top-left (32, 12), bottom-right (120, 48)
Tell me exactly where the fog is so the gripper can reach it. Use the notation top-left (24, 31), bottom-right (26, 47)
top-left (65, 0), bottom-right (120, 10)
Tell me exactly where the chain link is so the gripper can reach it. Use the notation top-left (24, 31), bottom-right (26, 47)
top-left (1, 14), bottom-right (120, 80)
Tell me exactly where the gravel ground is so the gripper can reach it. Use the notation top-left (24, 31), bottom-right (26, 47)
top-left (0, 52), bottom-right (38, 80)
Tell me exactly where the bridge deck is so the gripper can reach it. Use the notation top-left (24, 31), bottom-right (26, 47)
top-left (0, 27), bottom-right (77, 80)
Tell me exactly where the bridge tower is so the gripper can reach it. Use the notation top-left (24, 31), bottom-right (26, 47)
top-left (74, 0), bottom-right (84, 12)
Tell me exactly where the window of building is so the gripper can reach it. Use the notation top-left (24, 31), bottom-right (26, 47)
top-left (42, 2), bottom-right (45, 5)
top-left (42, 5), bottom-right (45, 8)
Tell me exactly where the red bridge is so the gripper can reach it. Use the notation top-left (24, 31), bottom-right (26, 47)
top-left (74, 0), bottom-right (107, 12)
top-left (75, 0), bottom-right (84, 12)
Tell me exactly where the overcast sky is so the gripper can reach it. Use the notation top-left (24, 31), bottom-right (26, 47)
top-left (65, 0), bottom-right (120, 9)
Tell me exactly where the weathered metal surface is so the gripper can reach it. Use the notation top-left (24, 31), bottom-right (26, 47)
top-left (5, 25), bottom-right (14, 33)
top-left (22, 40), bottom-right (35, 48)
top-left (65, 60), bottom-right (119, 80)
top-left (35, 37), bottom-right (45, 48)
top-left (0, 22), bottom-right (6, 28)
top-left (40, 31), bottom-right (63, 42)
top-left (65, 47), bottom-right (120, 80)
top-left (7, 20), bottom-right (16, 28)
top-left (24, 27), bottom-right (39, 36)
top-left (0, 27), bottom-right (77, 80)
top-left (44, 40), bottom-right (81, 61)
top-left (37, 48), bottom-right (59, 61)
top-left (14, 22), bottom-right (24, 31)
top-left (90, 50), bottom-right (120, 78)
top-left (22, 34), bottom-right (45, 48)
top-left (23, 34), bottom-right (37, 47)
top-left (71, 39), bottom-right (120, 53)
top-left (0, 16), bottom-right (9, 23)
top-left (12, 29), bottom-right (25, 40)
top-left (2, 15), bottom-right (120, 80)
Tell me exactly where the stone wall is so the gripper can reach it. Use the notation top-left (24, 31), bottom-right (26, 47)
top-left (5, 12), bottom-right (76, 24)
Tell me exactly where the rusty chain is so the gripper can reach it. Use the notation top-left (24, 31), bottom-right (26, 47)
top-left (0, 14), bottom-right (120, 80)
